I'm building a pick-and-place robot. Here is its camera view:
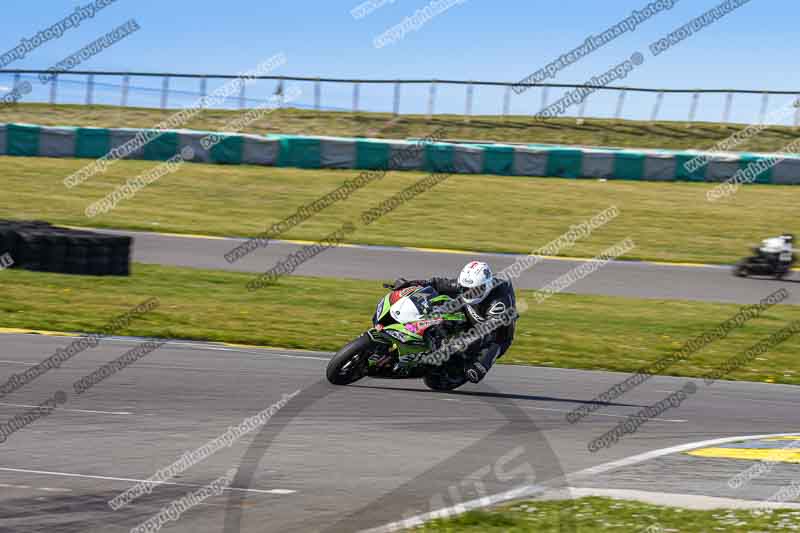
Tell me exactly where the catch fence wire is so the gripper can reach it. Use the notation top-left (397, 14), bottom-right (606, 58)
top-left (1, 69), bottom-right (799, 128)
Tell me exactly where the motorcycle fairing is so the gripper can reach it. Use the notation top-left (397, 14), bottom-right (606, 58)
top-left (374, 293), bottom-right (392, 325)
top-left (390, 297), bottom-right (424, 324)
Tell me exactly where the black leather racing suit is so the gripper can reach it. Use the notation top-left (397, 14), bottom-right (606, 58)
top-left (397, 276), bottom-right (517, 379)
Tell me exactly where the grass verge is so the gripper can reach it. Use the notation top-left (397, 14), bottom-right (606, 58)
top-left (412, 497), bottom-right (800, 532)
top-left (2, 156), bottom-right (798, 265)
top-left (2, 103), bottom-right (800, 152)
top-left (1, 264), bottom-right (799, 385)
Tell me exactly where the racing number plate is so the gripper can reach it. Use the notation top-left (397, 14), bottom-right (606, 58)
top-left (780, 252), bottom-right (793, 261)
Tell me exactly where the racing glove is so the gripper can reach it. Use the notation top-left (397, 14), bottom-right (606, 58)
top-left (389, 277), bottom-right (411, 289)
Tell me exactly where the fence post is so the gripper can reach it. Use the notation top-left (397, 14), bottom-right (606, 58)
top-left (614, 89), bottom-right (626, 119)
top-left (199, 77), bottom-right (207, 107)
top-left (276, 79), bottom-right (285, 108)
top-left (578, 93), bottom-right (589, 120)
top-left (464, 82), bottom-right (474, 123)
top-left (352, 82), bottom-right (360, 113)
top-left (8, 73), bottom-right (20, 106)
top-left (795, 94), bottom-right (800, 129)
top-left (238, 80), bottom-right (246, 110)
top-left (160, 76), bottom-right (170, 110)
top-left (121, 74), bottom-right (130, 107)
top-left (540, 86), bottom-right (549, 112)
top-left (758, 92), bottom-right (769, 125)
top-left (314, 78), bottom-right (321, 111)
top-left (427, 81), bottom-right (436, 119)
top-left (49, 74), bottom-right (58, 104)
top-left (502, 85), bottom-right (511, 120)
top-left (393, 81), bottom-right (400, 116)
top-left (650, 91), bottom-right (663, 123)
top-left (86, 73), bottom-right (95, 106)
top-left (687, 92), bottom-right (699, 127)
top-left (722, 92), bottom-right (733, 124)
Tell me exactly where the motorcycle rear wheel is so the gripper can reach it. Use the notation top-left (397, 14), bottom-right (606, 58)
top-left (424, 367), bottom-right (468, 391)
top-left (733, 262), bottom-right (749, 277)
top-left (327, 335), bottom-right (373, 385)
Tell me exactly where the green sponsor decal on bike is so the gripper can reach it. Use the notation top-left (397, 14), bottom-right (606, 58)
top-left (395, 342), bottom-right (428, 357)
top-left (437, 312), bottom-right (467, 322)
top-left (384, 323), bottom-right (424, 342)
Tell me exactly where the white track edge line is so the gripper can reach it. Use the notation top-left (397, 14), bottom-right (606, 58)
top-left (363, 432), bottom-right (800, 532)
top-left (0, 467), bottom-right (295, 495)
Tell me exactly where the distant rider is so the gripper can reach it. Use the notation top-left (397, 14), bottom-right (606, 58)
top-left (758, 234), bottom-right (795, 268)
top-left (391, 261), bottom-right (516, 383)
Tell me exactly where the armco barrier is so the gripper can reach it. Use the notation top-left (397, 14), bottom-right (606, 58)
top-left (0, 220), bottom-right (131, 276)
top-left (1, 123), bottom-right (799, 184)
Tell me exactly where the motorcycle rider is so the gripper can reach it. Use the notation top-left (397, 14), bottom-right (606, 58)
top-left (391, 261), bottom-right (516, 383)
top-left (757, 234), bottom-right (795, 269)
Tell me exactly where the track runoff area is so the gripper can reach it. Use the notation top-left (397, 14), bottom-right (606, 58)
top-left (1, 216), bottom-right (798, 531)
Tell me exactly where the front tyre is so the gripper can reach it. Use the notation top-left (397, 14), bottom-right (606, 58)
top-left (327, 335), bottom-right (373, 385)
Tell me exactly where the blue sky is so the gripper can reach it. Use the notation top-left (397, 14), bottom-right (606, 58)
top-left (1, 0), bottom-right (797, 123)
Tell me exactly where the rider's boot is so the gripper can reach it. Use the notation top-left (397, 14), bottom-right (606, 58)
top-left (465, 343), bottom-right (501, 384)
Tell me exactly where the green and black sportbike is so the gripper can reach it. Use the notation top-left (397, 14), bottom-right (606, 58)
top-left (326, 284), bottom-right (472, 391)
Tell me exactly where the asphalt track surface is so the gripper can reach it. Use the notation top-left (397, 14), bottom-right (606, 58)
top-left (96, 229), bottom-right (800, 306)
top-left (1, 333), bottom-right (800, 532)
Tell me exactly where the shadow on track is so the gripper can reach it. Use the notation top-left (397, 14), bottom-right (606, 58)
top-left (350, 383), bottom-right (645, 409)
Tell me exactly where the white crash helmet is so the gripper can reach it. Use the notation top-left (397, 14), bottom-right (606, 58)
top-left (458, 261), bottom-right (494, 304)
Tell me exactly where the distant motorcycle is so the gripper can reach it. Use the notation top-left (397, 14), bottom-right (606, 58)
top-left (326, 284), bottom-right (471, 391)
top-left (734, 249), bottom-right (795, 279)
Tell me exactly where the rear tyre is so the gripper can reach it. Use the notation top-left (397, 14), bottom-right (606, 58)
top-left (327, 335), bottom-right (373, 385)
top-left (424, 367), bottom-right (468, 391)
top-left (733, 262), bottom-right (749, 278)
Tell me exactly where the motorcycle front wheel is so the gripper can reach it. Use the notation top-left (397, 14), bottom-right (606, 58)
top-left (326, 335), bottom-right (373, 385)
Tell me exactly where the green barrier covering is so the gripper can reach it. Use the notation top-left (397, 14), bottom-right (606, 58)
top-left (673, 154), bottom-right (707, 182)
top-left (481, 144), bottom-right (514, 175)
top-left (275, 136), bottom-right (322, 168)
top-left (1, 123), bottom-right (797, 185)
top-left (210, 135), bottom-right (244, 164)
top-left (613, 151), bottom-right (646, 181)
top-left (739, 154), bottom-right (774, 184)
top-left (425, 143), bottom-right (454, 172)
top-left (546, 148), bottom-right (583, 178)
top-left (7, 124), bottom-right (40, 157)
top-left (76, 127), bottom-right (111, 159)
top-left (143, 131), bottom-right (179, 161)
top-left (355, 139), bottom-right (391, 169)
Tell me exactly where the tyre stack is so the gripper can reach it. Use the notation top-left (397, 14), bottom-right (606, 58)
top-left (0, 221), bottom-right (131, 276)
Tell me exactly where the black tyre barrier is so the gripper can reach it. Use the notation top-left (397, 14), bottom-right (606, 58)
top-left (0, 221), bottom-right (131, 276)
